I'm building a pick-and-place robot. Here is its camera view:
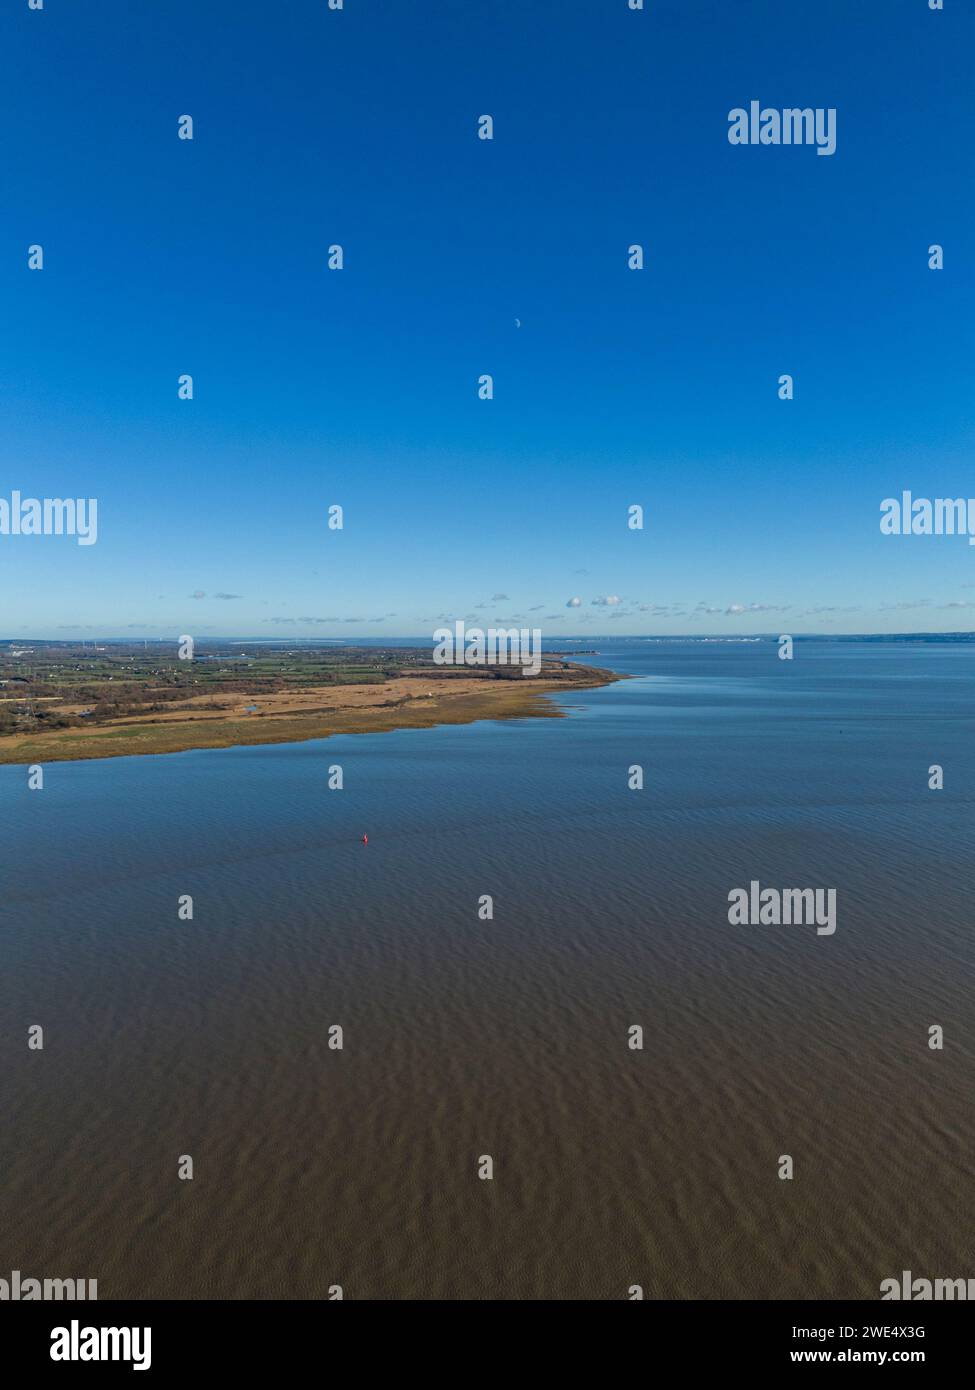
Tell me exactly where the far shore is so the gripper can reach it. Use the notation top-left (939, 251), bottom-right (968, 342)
top-left (0, 662), bottom-right (623, 765)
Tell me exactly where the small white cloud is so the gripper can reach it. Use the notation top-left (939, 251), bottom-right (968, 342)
top-left (591, 595), bottom-right (621, 606)
top-left (724, 601), bottom-right (788, 616)
top-left (566, 596), bottom-right (582, 608)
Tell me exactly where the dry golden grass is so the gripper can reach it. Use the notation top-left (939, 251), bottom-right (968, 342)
top-left (0, 666), bottom-right (619, 764)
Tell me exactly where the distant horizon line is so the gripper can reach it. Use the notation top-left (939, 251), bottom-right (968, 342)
top-left (4, 632), bottom-right (975, 646)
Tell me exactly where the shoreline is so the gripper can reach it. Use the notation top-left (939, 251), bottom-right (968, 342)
top-left (0, 662), bottom-right (623, 766)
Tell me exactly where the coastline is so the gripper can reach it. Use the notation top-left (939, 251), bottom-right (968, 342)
top-left (0, 662), bottom-right (623, 765)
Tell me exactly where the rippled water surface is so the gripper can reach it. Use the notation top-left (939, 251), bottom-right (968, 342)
top-left (1, 641), bottom-right (972, 1298)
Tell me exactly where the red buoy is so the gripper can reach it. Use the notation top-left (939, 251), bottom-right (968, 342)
top-left (362, 834), bottom-right (368, 845)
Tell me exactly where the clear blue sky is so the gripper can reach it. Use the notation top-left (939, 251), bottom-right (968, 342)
top-left (2, 0), bottom-right (973, 638)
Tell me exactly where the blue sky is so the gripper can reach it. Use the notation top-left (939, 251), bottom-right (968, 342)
top-left (2, 0), bottom-right (973, 638)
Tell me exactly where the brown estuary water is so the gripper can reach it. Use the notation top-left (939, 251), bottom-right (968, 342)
top-left (1, 639), bottom-right (973, 1300)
